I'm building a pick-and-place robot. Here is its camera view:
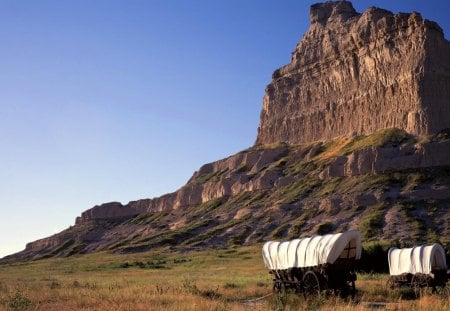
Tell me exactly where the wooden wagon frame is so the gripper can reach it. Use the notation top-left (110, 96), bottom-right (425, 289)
top-left (262, 230), bottom-right (361, 297)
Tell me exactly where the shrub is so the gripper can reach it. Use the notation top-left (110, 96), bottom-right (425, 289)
top-left (358, 241), bottom-right (393, 273)
top-left (201, 287), bottom-right (221, 300)
top-left (9, 290), bottom-right (31, 311)
top-left (223, 282), bottom-right (240, 289)
top-left (271, 224), bottom-right (290, 239)
top-left (182, 278), bottom-right (200, 295)
top-left (316, 222), bottom-right (334, 235)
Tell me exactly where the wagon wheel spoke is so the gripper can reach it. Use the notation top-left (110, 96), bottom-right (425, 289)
top-left (293, 275), bottom-right (302, 293)
top-left (303, 270), bottom-right (320, 297)
top-left (411, 274), bottom-right (422, 297)
top-left (273, 280), bottom-right (280, 293)
top-left (273, 280), bottom-right (286, 294)
top-left (411, 274), bottom-right (430, 297)
top-left (346, 280), bottom-right (356, 299)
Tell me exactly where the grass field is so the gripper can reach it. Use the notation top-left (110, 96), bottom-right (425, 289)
top-left (0, 246), bottom-right (449, 310)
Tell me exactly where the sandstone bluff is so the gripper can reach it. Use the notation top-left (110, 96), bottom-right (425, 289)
top-left (3, 1), bottom-right (449, 262)
top-left (256, 0), bottom-right (450, 145)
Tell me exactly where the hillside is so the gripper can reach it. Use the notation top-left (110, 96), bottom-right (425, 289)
top-left (4, 128), bottom-right (450, 262)
top-left (3, 1), bottom-right (450, 262)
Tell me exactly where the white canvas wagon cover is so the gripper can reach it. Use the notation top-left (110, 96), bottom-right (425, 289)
top-left (262, 230), bottom-right (361, 270)
top-left (388, 244), bottom-right (447, 276)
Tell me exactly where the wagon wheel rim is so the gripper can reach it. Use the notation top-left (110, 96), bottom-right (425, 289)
top-left (273, 280), bottom-right (285, 294)
top-left (303, 270), bottom-right (321, 297)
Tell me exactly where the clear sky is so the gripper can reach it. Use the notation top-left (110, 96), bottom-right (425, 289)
top-left (1, 0), bottom-right (449, 259)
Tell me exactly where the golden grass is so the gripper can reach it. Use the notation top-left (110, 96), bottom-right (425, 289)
top-left (315, 137), bottom-right (354, 161)
top-left (0, 246), bottom-right (449, 310)
top-left (314, 128), bottom-right (416, 163)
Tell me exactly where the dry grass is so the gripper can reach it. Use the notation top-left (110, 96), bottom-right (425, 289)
top-left (314, 128), bottom-right (416, 163)
top-left (0, 246), bottom-right (449, 310)
top-left (315, 137), bottom-right (354, 161)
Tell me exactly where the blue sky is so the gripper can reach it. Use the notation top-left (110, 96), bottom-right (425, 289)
top-left (1, 0), bottom-right (449, 258)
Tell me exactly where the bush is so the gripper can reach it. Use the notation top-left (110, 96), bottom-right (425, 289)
top-left (223, 282), bottom-right (239, 289)
top-left (9, 291), bottom-right (31, 311)
top-left (358, 241), bottom-right (393, 273)
top-left (316, 222), bottom-right (334, 235)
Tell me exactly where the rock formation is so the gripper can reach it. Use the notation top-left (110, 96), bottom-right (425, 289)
top-left (256, 1), bottom-right (450, 145)
top-left (75, 202), bottom-right (139, 225)
top-left (3, 1), bottom-right (450, 262)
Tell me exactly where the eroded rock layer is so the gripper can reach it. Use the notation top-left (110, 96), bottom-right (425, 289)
top-left (256, 1), bottom-right (450, 145)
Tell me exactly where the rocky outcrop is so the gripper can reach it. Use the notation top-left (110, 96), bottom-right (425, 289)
top-left (25, 233), bottom-right (73, 252)
top-left (75, 202), bottom-right (139, 224)
top-left (320, 140), bottom-right (450, 178)
top-left (74, 132), bottom-right (450, 227)
top-left (256, 1), bottom-right (450, 145)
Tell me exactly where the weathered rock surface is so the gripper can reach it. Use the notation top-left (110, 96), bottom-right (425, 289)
top-left (320, 140), bottom-right (450, 178)
top-left (75, 202), bottom-right (139, 224)
top-left (256, 1), bottom-right (450, 145)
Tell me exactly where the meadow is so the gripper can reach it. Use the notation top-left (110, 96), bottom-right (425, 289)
top-left (0, 246), bottom-right (449, 310)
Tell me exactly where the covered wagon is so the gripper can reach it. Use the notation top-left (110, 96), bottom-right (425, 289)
top-left (387, 244), bottom-right (449, 294)
top-left (262, 230), bottom-right (361, 297)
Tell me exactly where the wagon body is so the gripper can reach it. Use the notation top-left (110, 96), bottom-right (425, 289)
top-left (387, 244), bottom-right (449, 293)
top-left (262, 230), bottom-right (361, 297)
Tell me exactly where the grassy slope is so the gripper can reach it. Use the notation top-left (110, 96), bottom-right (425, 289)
top-left (0, 246), bottom-right (449, 310)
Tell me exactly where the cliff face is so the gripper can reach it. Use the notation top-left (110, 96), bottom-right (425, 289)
top-left (68, 136), bottom-right (450, 225)
top-left (256, 1), bottom-right (450, 145)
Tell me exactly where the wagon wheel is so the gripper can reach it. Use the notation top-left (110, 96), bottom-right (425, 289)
top-left (303, 270), bottom-right (321, 297)
top-left (273, 280), bottom-right (285, 294)
top-left (411, 274), bottom-right (430, 297)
